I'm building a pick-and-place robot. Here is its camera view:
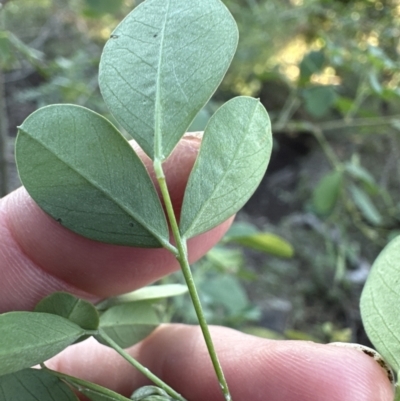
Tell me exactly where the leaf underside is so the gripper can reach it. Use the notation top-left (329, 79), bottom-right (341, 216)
top-left (179, 96), bottom-right (272, 239)
top-left (0, 369), bottom-right (79, 401)
top-left (16, 104), bottom-right (168, 248)
top-left (99, 0), bottom-right (238, 161)
top-left (0, 312), bottom-right (84, 376)
top-left (35, 292), bottom-right (99, 331)
top-left (360, 235), bottom-right (400, 372)
top-left (98, 301), bottom-right (159, 348)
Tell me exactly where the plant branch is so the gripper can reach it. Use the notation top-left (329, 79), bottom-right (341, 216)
top-left (273, 114), bottom-right (400, 135)
top-left (98, 330), bottom-right (187, 401)
top-left (154, 159), bottom-right (233, 401)
top-left (0, 68), bottom-right (9, 197)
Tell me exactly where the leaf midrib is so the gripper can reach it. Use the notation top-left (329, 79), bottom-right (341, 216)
top-left (154, 0), bottom-right (171, 161)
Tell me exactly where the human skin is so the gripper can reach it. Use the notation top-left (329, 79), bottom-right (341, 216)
top-left (0, 136), bottom-right (394, 401)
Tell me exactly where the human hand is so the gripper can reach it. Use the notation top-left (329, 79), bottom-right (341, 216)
top-left (0, 136), bottom-right (394, 401)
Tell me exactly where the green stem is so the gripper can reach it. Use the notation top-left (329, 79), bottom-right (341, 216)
top-left (99, 329), bottom-right (186, 401)
top-left (154, 159), bottom-right (232, 401)
top-left (0, 67), bottom-right (9, 197)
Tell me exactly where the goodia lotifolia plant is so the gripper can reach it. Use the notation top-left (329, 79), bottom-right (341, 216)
top-left (0, 0), bottom-right (272, 400)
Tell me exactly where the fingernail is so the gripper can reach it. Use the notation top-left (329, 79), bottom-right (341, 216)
top-left (329, 342), bottom-right (395, 388)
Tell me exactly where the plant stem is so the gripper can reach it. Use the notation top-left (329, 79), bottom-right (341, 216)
top-left (154, 159), bottom-right (233, 401)
top-left (99, 329), bottom-right (187, 401)
top-left (0, 68), bottom-right (9, 197)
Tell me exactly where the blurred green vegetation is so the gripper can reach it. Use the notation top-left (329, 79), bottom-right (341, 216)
top-left (1, 0), bottom-right (400, 344)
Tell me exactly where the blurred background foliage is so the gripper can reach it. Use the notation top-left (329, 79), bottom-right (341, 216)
top-left (1, 0), bottom-right (400, 345)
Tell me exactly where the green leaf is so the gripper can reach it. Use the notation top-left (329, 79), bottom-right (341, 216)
top-left (360, 235), bottom-right (400, 373)
top-left (83, 0), bottom-right (124, 17)
top-left (96, 284), bottom-right (188, 310)
top-left (302, 86), bottom-right (337, 118)
top-left (0, 31), bottom-right (14, 68)
top-left (312, 170), bottom-right (343, 215)
top-left (201, 275), bottom-right (249, 316)
top-left (179, 96), bottom-right (272, 239)
top-left (80, 390), bottom-right (130, 401)
top-left (0, 312), bottom-right (84, 376)
top-left (349, 184), bottom-right (383, 225)
top-left (79, 387), bottom-right (131, 401)
top-left (241, 326), bottom-right (284, 340)
top-left (16, 104), bottom-right (169, 248)
top-left (224, 221), bottom-right (258, 239)
top-left (345, 162), bottom-right (379, 193)
top-left (395, 386), bottom-right (400, 401)
top-left (0, 368), bottom-right (79, 401)
top-left (230, 233), bottom-right (294, 258)
top-left (131, 386), bottom-right (176, 401)
top-left (35, 292), bottom-right (99, 331)
top-left (206, 247), bottom-right (244, 273)
top-left (299, 50), bottom-right (325, 83)
top-left (368, 70), bottom-right (382, 94)
top-left (99, 0), bottom-right (238, 161)
top-left (98, 302), bottom-right (159, 348)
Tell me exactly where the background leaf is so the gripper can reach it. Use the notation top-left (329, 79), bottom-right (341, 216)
top-left (96, 284), bottom-right (188, 310)
top-left (302, 86), bottom-right (337, 118)
top-left (83, 0), bottom-right (124, 17)
top-left (299, 50), bottom-right (325, 83)
top-left (0, 312), bottom-right (84, 376)
top-left (99, 0), bottom-right (238, 161)
top-left (35, 292), bottom-right (99, 331)
top-left (360, 235), bottom-right (400, 372)
top-left (97, 302), bottom-right (159, 348)
top-left (16, 104), bottom-right (168, 248)
top-left (349, 184), bottom-right (383, 226)
top-left (224, 221), bottom-right (258, 238)
top-left (179, 96), bottom-right (272, 239)
top-left (0, 369), bottom-right (79, 401)
top-left (131, 385), bottom-right (175, 401)
top-left (229, 233), bottom-right (294, 258)
top-left (201, 275), bottom-right (249, 317)
top-left (312, 169), bottom-right (343, 215)
top-left (345, 162), bottom-right (378, 190)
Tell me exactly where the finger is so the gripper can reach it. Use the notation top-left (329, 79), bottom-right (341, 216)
top-left (0, 135), bottom-right (233, 312)
top-left (47, 325), bottom-right (394, 401)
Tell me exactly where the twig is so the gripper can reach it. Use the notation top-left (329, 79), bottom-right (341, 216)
top-left (0, 68), bottom-right (9, 196)
top-left (273, 115), bottom-right (400, 135)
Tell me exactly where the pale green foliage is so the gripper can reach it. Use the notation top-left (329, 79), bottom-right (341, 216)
top-left (96, 284), bottom-right (188, 310)
top-left (16, 105), bottom-right (168, 248)
top-left (35, 292), bottom-right (99, 331)
top-left (131, 385), bottom-right (178, 400)
top-left (98, 302), bottom-right (159, 348)
top-left (180, 96), bottom-right (272, 239)
top-left (80, 389), bottom-right (130, 401)
top-left (312, 170), bottom-right (343, 216)
top-left (360, 235), bottom-right (400, 372)
top-left (99, 0), bottom-right (238, 161)
top-left (0, 369), bottom-right (79, 401)
top-left (0, 312), bottom-right (85, 376)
